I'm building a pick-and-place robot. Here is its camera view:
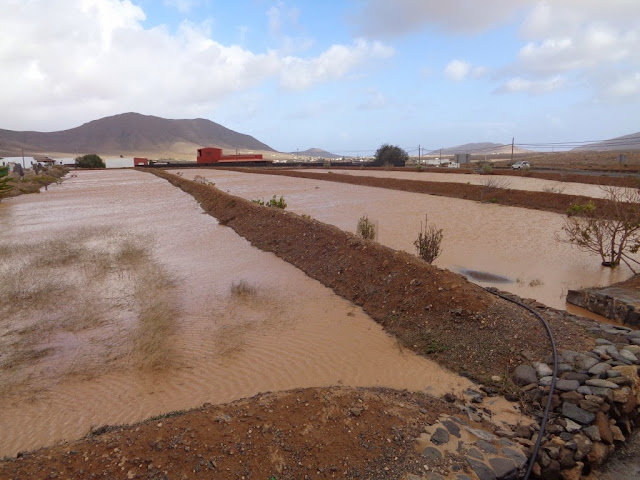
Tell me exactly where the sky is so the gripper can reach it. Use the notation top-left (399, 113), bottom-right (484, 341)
top-left (1, 0), bottom-right (639, 154)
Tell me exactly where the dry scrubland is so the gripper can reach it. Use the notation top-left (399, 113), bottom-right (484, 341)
top-left (0, 227), bottom-right (178, 397)
top-left (1, 165), bottom-right (68, 198)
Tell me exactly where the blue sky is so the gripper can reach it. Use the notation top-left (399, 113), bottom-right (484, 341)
top-left (1, 0), bottom-right (639, 154)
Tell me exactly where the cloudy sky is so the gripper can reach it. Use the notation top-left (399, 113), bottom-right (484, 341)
top-left (1, 0), bottom-right (639, 153)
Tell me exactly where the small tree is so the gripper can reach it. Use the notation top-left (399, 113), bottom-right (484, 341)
top-left (561, 186), bottom-right (640, 271)
top-left (414, 214), bottom-right (443, 264)
top-left (75, 154), bottom-right (106, 168)
top-left (356, 215), bottom-right (376, 240)
top-left (0, 165), bottom-right (13, 200)
top-left (372, 144), bottom-right (408, 167)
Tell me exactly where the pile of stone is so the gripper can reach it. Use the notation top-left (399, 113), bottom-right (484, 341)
top-left (513, 324), bottom-right (640, 479)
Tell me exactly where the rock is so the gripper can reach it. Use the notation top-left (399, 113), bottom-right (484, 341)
top-left (422, 446), bottom-right (443, 461)
top-left (426, 474), bottom-right (445, 480)
top-left (467, 447), bottom-right (484, 459)
top-left (559, 447), bottom-right (576, 469)
top-left (560, 462), bottom-right (584, 480)
top-left (622, 344), bottom-right (640, 355)
top-left (589, 387), bottom-right (614, 401)
top-left (557, 363), bottom-right (573, 373)
top-left (539, 376), bottom-right (556, 387)
top-left (513, 365), bottom-right (537, 386)
top-left (580, 396), bottom-right (603, 413)
top-left (560, 391), bottom-right (583, 403)
top-left (606, 370), bottom-right (622, 378)
top-left (476, 439), bottom-right (497, 454)
top-left (577, 386), bottom-right (593, 395)
top-left (430, 428), bottom-right (450, 445)
top-left (573, 433), bottom-right (593, 460)
top-left (595, 338), bottom-right (613, 345)
top-left (562, 372), bottom-right (589, 383)
top-left (618, 349), bottom-right (638, 363)
top-left (467, 458), bottom-right (497, 480)
top-left (488, 457), bottom-right (517, 479)
top-left (465, 427), bottom-right (497, 442)
top-left (586, 378), bottom-right (619, 389)
top-left (443, 419), bottom-right (461, 438)
top-left (612, 386), bottom-right (631, 403)
top-left (595, 412), bottom-right (613, 444)
top-left (502, 447), bottom-right (527, 469)
top-left (562, 402), bottom-right (596, 425)
top-left (556, 379), bottom-right (580, 392)
top-left (610, 425), bottom-right (625, 442)
top-left (491, 375), bottom-right (502, 382)
top-left (514, 425), bottom-right (532, 439)
top-left (564, 418), bottom-right (582, 433)
top-left (588, 362), bottom-right (612, 376)
top-left (630, 337), bottom-right (640, 346)
top-left (533, 362), bottom-right (553, 378)
top-left (575, 354), bottom-right (599, 371)
top-left (583, 425), bottom-right (601, 442)
top-left (586, 441), bottom-right (610, 466)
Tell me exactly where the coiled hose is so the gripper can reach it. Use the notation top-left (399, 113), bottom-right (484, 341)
top-left (484, 287), bottom-right (558, 480)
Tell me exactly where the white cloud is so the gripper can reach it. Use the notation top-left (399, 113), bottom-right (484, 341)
top-left (164, 0), bottom-right (198, 14)
top-left (358, 89), bottom-right (388, 110)
top-left (506, 1), bottom-right (640, 101)
top-left (444, 60), bottom-right (486, 82)
top-left (497, 76), bottom-right (565, 94)
top-left (354, 0), bottom-right (535, 36)
top-left (444, 60), bottom-right (471, 81)
top-left (0, 0), bottom-right (394, 130)
top-left (280, 40), bottom-right (394, 90)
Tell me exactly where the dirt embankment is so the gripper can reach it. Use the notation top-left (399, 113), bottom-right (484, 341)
top-left (149, 169), bottom-right (593, 386)
top-left (217, 168), bottom-right (638, 217)
top-left (0, 387), bottom-right (460, 480)
top-left (0, 165), bottom-right (68, 200)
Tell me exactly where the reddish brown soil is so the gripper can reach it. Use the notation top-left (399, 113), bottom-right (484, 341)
top-left (0, 387), bottom-right (461, 480)
top-left (149, 169), bottom-right (595, 386)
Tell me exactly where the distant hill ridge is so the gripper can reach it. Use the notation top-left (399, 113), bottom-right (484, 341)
top-left (573, 132), bottom-right (640, 151)
top-left (0, 112), bottom-right (275, 158)
top-left (289, 148), bottom-right (341, 159)
top-left (429, 142), bottom-right (531, 155)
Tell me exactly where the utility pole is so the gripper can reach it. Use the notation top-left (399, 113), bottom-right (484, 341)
top-left (418, 145), bottom-right (421, 164)
top-left (510, 137), bottom-right (514, 165)
top-left (21, 146), bottom-right (25, 169)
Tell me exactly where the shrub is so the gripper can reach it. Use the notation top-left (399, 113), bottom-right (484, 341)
top-left (414, 214), bottom-right (443, 264)
top-left (0, 165), bottom-right (12, 200)
top-left (372, 144), bottom-right (408, 167)
top-left (251, 195), bottom-right (287, 209)
top-left (478, 163), bottom-right (493, 175)
top-left (75, 154), bottom-right (105, 168)
top-left (356, 215), bottom-right (376, 240)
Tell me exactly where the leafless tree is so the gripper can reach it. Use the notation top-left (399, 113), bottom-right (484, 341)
top-left (561, 186), bottom-right (640, 272)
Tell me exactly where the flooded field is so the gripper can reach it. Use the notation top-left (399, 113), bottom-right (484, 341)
top-left (180, 169), bottom-right (632, 309)
top-left (302, 168), bottom-right (621, 198)
top-left (0, 170), bottom-right (505, 457)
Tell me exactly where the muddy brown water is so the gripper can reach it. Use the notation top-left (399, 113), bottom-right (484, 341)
top-left (0, 170), bottom-right (525, 457)
top-left (303, 168), bottom-right (626, 198)
top-left (179, 169), bottom-right (633, 310)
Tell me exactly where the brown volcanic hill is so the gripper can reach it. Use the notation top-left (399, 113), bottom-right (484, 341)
top-left (289, 147), bottom-right (341, 159)
top-left (0, 112), bottom-right (275, 158)
top-left (573, 132), bottom-right (640, 151)
top-left (429, 142), bottom-right (531, 155)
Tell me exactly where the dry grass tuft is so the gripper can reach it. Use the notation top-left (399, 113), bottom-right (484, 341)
top-left (230, 280), bottom-right (257, 297)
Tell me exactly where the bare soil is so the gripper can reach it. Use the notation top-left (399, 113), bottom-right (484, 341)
top-left (0, 387), bottom-right (461, 480)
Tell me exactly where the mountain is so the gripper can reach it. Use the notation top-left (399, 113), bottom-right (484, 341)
top-left (573, 132), bottom-right (640, 151)
top-left (428, 142), bottom-right (531, 155)
top-left (289, 148), bottom-right (341, 159)
top-left (0, 112), bottom-right (275, 159)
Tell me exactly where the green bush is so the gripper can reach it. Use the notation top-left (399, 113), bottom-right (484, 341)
top-left (566, 200), bottom-right (596, 216)
top-left (356, 215), bottom-right (376, 240)
top-left (372, 144), bottom-right (408, 167)
top-left (251, 195), bottom-right (287, 209)
top-left (0, 165), bottom-right (12, 199)
top-left (75, 154), bottom-right (106, 169)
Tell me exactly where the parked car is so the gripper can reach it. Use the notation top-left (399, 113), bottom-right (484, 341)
top-left (511, 161), bottom-right (530, 170)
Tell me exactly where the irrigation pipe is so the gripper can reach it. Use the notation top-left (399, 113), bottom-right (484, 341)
top-left (484, 287), bottom-right (558, 480)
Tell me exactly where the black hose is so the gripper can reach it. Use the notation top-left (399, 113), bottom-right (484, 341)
top-left (484, 287), bottom-right (558, 480)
